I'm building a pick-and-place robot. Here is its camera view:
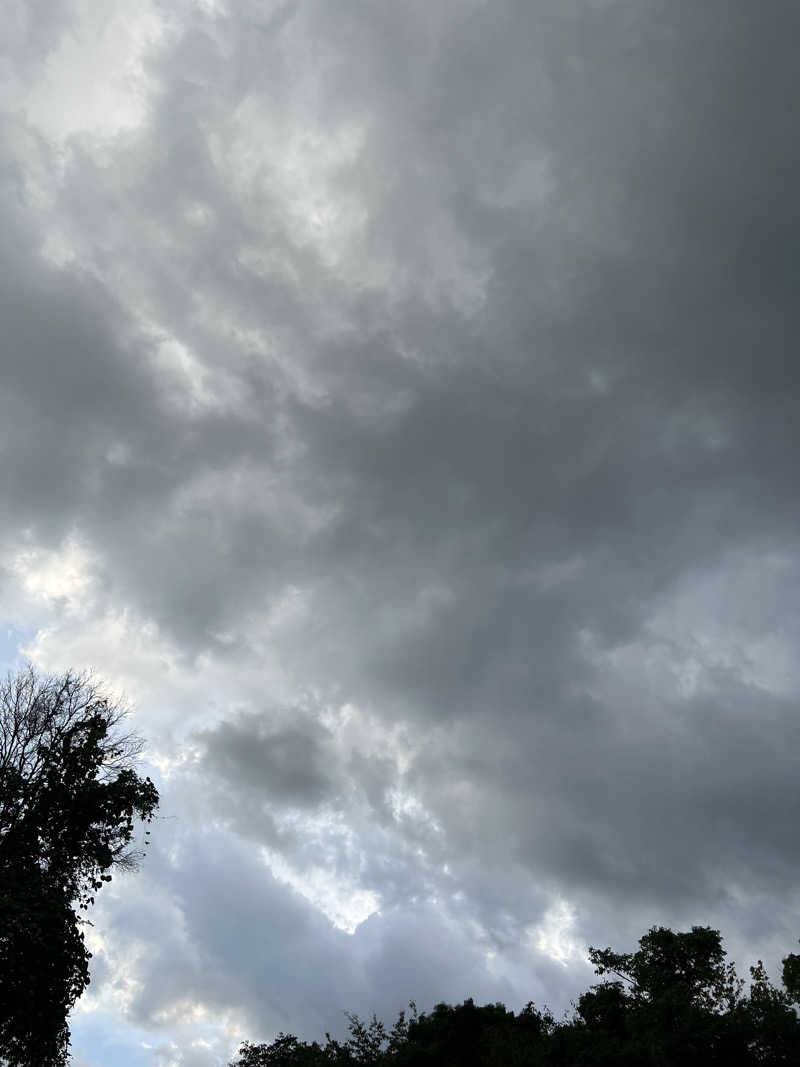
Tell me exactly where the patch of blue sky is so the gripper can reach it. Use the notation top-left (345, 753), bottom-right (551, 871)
top-left (72, 1011), bottom-right (231, 1067)
top-left (0, 622), bottom-right (36, 674)
top-left (70, 1012), bottom-right (155, 1067)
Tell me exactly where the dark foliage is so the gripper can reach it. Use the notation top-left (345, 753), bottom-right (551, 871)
top-left (0, 666), bottom-right (159, 1066)
top-left (232, 926), bottom-right (800, 1067)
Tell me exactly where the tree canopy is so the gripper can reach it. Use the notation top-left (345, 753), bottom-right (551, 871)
top-left (0, 666), bottom-right (159, 1066)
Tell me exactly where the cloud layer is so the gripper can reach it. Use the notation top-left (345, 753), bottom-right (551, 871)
top-left (2, 1), bottom-right (800, 1062)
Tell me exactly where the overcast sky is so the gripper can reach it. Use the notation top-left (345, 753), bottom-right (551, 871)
top-left (3, 1), bottom-right (800, 1063)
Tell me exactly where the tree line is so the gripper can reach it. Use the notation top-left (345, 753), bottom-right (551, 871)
top-left (231, 926), bottom-right (800, 1066)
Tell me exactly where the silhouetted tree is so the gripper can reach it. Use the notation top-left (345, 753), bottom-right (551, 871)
top-left (585, 925), bottom-right (741, 1063)
top-left (235, 1034), bottom-right (333, 1066)
top-left (0, 665), bottom-right (159, 1066)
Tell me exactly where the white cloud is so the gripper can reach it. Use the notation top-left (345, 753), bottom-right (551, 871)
top-left (21, 1), bottom-right (166, 142)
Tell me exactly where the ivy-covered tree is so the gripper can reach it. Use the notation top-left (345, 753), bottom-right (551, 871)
top-left (0, 665), bottom-right (159, 1066)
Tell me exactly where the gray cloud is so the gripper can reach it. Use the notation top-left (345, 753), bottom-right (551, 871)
top-left (200, 711), bottom-right (337, 808)
top-left (2, 0), bottom-right (800, 1061)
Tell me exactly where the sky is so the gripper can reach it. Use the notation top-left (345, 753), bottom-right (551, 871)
top-left (2, 1), bottom-right (800, 1063)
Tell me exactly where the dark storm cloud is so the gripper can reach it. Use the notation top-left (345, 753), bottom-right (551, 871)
top-left (200, 711), bottom-right (336, 807)
top-left (4, 0), bottom-right (800, 1058)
